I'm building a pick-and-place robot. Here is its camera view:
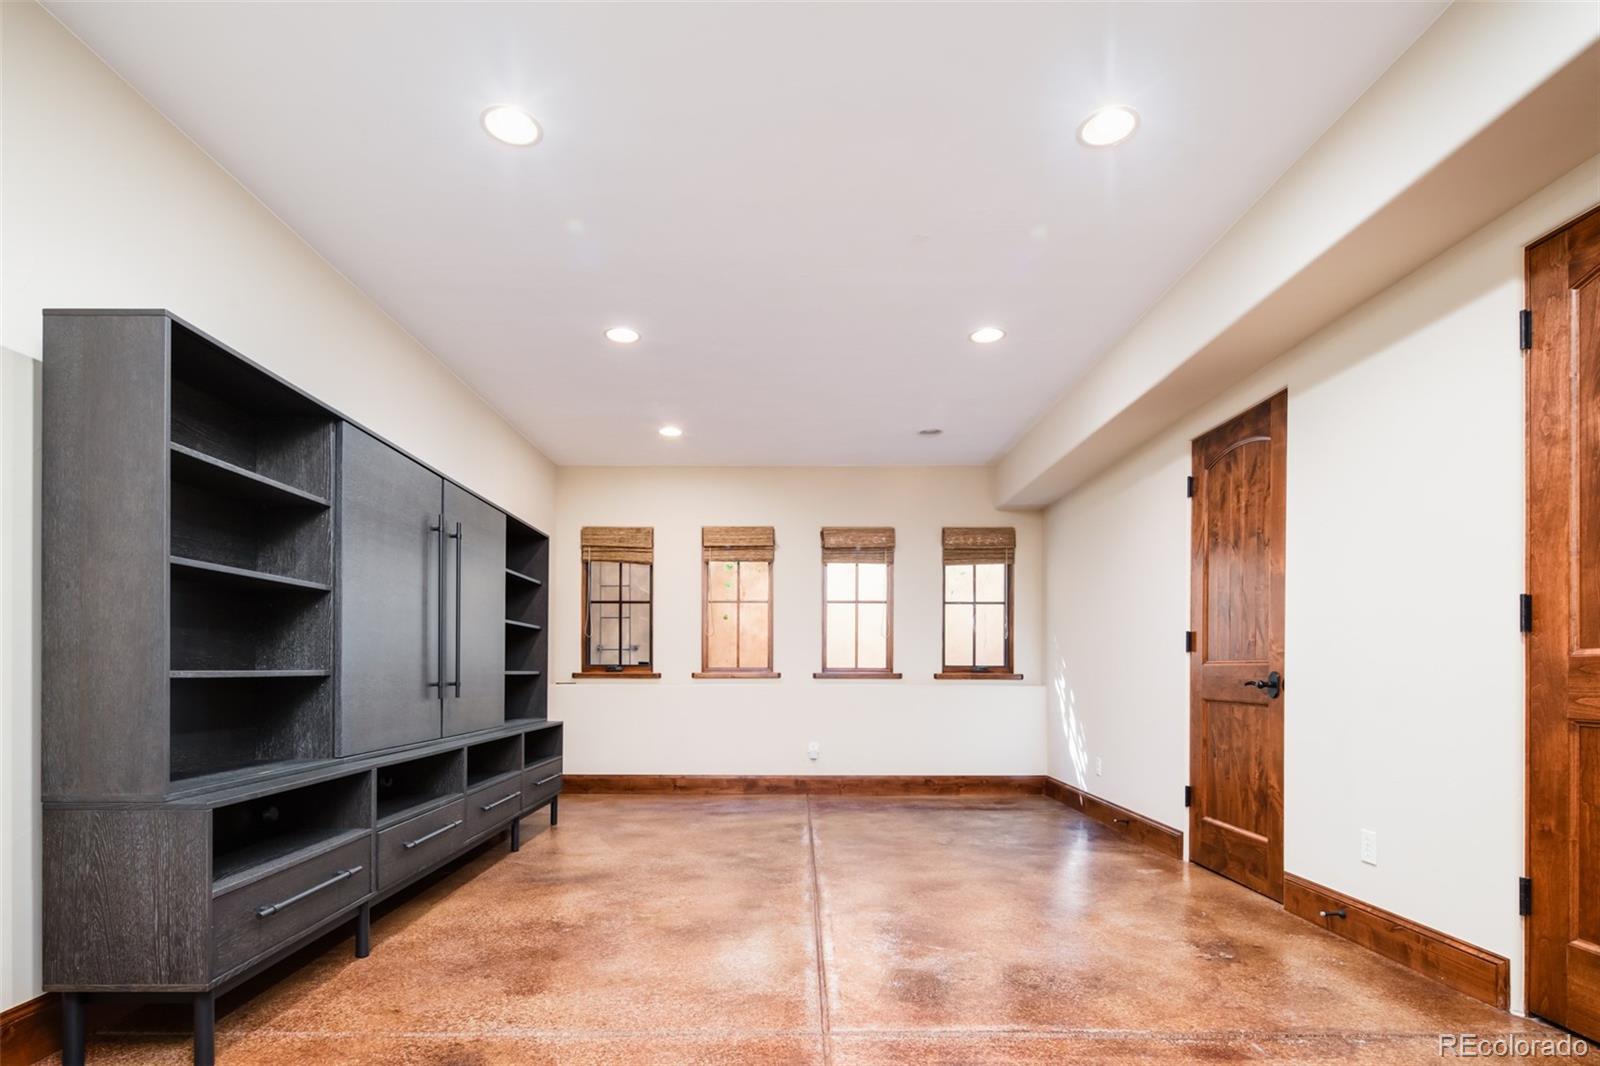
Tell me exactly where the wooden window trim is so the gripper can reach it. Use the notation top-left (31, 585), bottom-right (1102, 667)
top-left (938, 531), bottom-right (1017, 677)
top-left (573, 668), bottom-right (662, 679)
top-left (699, 532), bottom-right (776, 675)
top-left (819, 529), bottom-right (897, 677)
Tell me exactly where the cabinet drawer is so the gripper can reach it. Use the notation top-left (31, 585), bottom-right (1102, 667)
top-left (466, 776), bottom-right (524, 839)
top-left (377, 798), bottom-right (466, 892)
top-left (522, 765), bottom-right (562, 812)
top-left (212, 837), bottom-right (371, 976)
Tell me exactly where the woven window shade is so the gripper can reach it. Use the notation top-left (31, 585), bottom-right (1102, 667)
top-left (942, 527), bottom-right (1015, 565)
top-left (821, 527), bottom-right (895, 564)
top-left (702, 526), bottom-right (775, 563)
top-left (581, 526), bottom-right (653, 564)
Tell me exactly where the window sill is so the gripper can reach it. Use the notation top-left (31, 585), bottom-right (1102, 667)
top-left (691, 671), bottom-right (781, 680)
top-left (934, 671), bottom-right (1024, 681)
top-left (572, 670), bottom-right (661, 680)
top-left (813, 671), bottom-right (902, 680)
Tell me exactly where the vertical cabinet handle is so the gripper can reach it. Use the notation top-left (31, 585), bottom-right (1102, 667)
top-left (452, 521), bottom-right (463, 697)
top-left (427, 514), bottom-right (446, 690)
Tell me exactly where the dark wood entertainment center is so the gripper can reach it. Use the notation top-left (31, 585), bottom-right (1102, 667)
top-left (40, 310), bottom-right (558, 1065)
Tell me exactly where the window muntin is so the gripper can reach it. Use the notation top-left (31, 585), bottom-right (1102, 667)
top-left (823, 561), bottom-right (890, 671)
top-left (942, 562), bottom-right (1008, 669)
top-left (585, 561), bottom-right (652, 669)
top-left (705, 559), bottom-right (772, 671)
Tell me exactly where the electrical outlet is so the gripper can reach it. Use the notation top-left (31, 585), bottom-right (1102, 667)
top-left (807, 741), bottom-right (820, 762)
top-left (1094, 756), bottom-right (1103, 777)
top-left (1360, 828), bottom-right (1378, 866)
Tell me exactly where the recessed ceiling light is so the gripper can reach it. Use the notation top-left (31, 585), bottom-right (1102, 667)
top-left (481, 105), bottom-right (542, 147)
top-left (918, 428), bottom-right (943, 436)
top-left (605, 326), bottom-right (641, 344)
top-left (969, 326), bottom-right (1006, 344)
top-left (658, 425), bottom-right (683, 438)
top-left (1077, 105), bottom-right (1139, 148)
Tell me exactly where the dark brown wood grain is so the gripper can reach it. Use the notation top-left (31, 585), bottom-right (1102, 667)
top-left (1042, 778), bottom-right (1184, 860)
top-left (563, 775), bottom-right (1046, 796)
top-left (1284, 874), bottom-right (1509, 1010)
top-left (1189, 391), bottom-right (1286, 902)
top-left (1526, 203), bottom-right (1600, 1038)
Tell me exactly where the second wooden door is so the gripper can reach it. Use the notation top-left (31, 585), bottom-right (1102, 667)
top-left (1189, 391), bottom-right (1287, 901)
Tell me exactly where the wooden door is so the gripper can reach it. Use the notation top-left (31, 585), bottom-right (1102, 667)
top-left (1526, 204), bottom-right (1600, 1038)
top-left (441, 482), bottom-right (506, 736)
top-left (336, 424), bottom-right (445, 755)
top-left (1189, 391), bottom-right (1287, 901)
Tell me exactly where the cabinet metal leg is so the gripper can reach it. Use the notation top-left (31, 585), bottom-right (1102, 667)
top-left (355, 903), bottom-right (371, 959)
top-left (61, 992), bottom-right (86, 1066)
top-left (550, 796), bottom-right (559, 827)
top-left (193, 992), bottom-right (215, 1066)
top-left (510, 816), bottom-right (522, 852)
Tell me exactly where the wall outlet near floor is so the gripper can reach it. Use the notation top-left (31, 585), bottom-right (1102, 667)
top-left (807, 741), bottom-right (820, 761)
top-left (1095, 756), bottom-right (1103, 776)
top-left (1360, 828), bottom-right (1379, 866)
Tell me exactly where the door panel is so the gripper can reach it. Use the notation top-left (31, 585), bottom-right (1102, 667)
top-left (1190, 392), bottom-right (1286, 901)
top-left (337, 425), bottom-right (444, 755)
top-left (442, 482), bottom-right (506, 736)
top-left (1527, 204), bottom-right (1600, 1037)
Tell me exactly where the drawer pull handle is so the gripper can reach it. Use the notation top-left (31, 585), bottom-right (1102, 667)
top-left (255, 865), bottom-right (363, 919)
top-left (403, 819), bottom-right (463, 850)
top-left (480, 791), bottom-right (521, 812)
top-left (534, 774), bottom-right (561, 786)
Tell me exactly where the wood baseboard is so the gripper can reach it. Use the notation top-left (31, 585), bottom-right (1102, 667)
top-left (1283, 873), bottom-right (1509, 1010)
top-left (563, 774), bottom-right (1046, 796)
top-left (1, 993), bottom-right (56, 1066)
top-left (1042, 777), bottom-right (1184, 861)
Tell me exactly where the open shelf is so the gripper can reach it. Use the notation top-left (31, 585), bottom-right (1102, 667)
top-left (376, 750), bottom-right (464, 827)
top-left (172, 669), bottom-right (330, 680)
top-left (170, 443), bottom-right (330, 509)
top-left (506, 674), bottom-right (546, 720)
top-left (211, 772), bottom-right (370, 893)
top-left (505, 670), bottom-right (542, 677)
top-left (506, 567), bottom-right (542, 587)
top-left (171, 556), bottom-right (331, 593)
top-left (504, 515), bottom-right (548, 723)
top-left (505, 619), bottom-right (542, 631)
top-left (169, 675), bottom-right (332, 783)
top-left (467, 736), bottom-right (522, 789)
top-left (524, 724), bottom-right (562, 765)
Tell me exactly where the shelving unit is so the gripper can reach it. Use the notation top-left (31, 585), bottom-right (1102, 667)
top-left (467, 735), bottom-right (522, 789)
top-left (505, 516), bottom-right (549, 721)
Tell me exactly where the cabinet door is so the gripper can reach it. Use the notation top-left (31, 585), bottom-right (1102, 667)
top-left (442, 482), bottom-right (506, 736)
top-left (337, 425), bottom-right (444, 754)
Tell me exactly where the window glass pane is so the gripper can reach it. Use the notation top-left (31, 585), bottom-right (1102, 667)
top-left (625, 563), bottom-right (652, 601)
top-left (975, 563), bottom-right (1006, 603)
top-left (825, 562), bottom-right (855, 602)
top-left (857, 603), bottom-right (887, 669)
top-left (591, 603), bottom-right (619, 666)
top-left (944, 604), bottom-right (973, 667)
top-left (858, 563), bottom-right (887, 601)
top-left (623, 603), bottom-right (651, 666)
top-left (707, 601), bottom-right (738, 668)
top-left (739, 603), bottom-right (770, 667)
top-left (739, 560), bottom-right (770, 603)
top-left (708, 560), bottom-right (739, 602)
top-left (825, 603), bottom-right (856, 669)
top-left (944, 564), bottom-right (973, 603)
top-left (590, 561), bottom-right (621, 602)
top-left (975, 603), bottom-right (1006, 666)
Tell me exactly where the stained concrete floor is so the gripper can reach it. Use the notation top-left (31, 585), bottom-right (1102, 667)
top-left (60, 795), bottom-right (1581, 1064)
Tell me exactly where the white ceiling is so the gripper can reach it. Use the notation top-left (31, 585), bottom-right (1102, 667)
top-left (47, 1), bottom-right (1445, 467)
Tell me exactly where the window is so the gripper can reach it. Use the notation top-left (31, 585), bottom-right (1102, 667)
top-left (578, 526), bottom-right (657, 677)
top-left (817, 527), bottom-right (899, 678)
top-left (696, 526), bottom-right (778, 678)
top-left (938, 527), bottom-right (1020, 679)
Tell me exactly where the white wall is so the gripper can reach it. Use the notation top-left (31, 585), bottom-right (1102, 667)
top-left (552, 466), bottom-right (1045, 775)
top-left (1045, 152), bottom-right (1600, 1015)
top-left (0, 2), bottom-right (557, 1012)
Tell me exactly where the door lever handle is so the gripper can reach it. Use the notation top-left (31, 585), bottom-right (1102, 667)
top-left (1241, 670), bottom-right (1283, 699)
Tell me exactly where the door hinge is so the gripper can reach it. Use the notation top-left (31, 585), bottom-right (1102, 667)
top-left (1186, 475), bottom-right (1195, 498)
top-left (1184, 630), bottom-right (1196, 653)
top-left (1520, 593), bottom-right (1533, 634)
top-left (1519, 876), bottom-right (1533, 916)
top-left (1519, 309), bottom-right (1533, 352)
top-left (1184, 785), bottom-right (1193, 808)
